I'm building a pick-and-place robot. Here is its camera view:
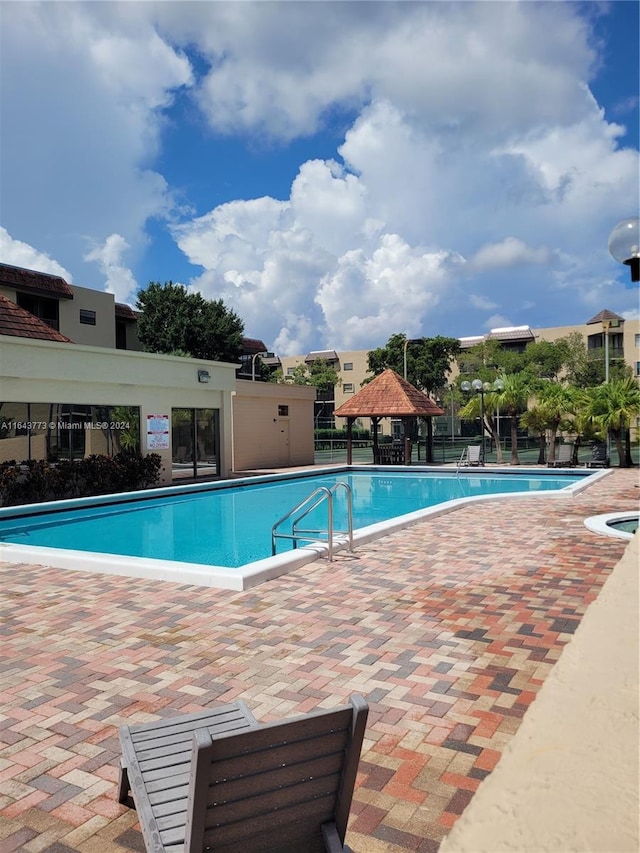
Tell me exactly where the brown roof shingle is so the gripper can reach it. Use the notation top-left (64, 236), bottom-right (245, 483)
top-left (115, 303), bottom-right (138, 321)
top-left (335, 369), bottom-right (444, 418)
top-left (0, 263), bottom-right (74, 299)
top-left (0, 295), bottom-right (74, 343)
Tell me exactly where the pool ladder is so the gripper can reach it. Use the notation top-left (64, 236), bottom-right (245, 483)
top-left (271, 482), bottom-right (354, 561)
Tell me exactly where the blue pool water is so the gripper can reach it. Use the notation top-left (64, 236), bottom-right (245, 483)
top-left (0, 468), bottom-right (587, 569)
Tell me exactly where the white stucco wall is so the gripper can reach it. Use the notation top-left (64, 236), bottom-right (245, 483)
top-left (0, 336), bottom-right (238, 482)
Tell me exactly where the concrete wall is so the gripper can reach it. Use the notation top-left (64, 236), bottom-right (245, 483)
top-left (232, 380), bottom-right (316, 471)
top-left (0, 336), bottom-right (238, 483)
top-left (440, 531), bottom-right (639, 853)
top-left (57, 284), bottom-right (117, 347)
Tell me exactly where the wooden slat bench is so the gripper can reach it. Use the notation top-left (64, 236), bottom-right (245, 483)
top-left (118, 695), bottom-right (368, 853)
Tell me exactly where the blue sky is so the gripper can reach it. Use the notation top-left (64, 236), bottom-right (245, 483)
top-left (1, 1), bottom-right (638, 356)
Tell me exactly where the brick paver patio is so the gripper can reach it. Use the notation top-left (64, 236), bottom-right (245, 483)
top-left (0, 469), bottom-right (637, 852)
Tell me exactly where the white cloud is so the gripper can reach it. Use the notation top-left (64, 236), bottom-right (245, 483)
top-left (0, 228), bottom-right (72, 281)
top-left (184, 1), bottom-right (597, 142)
top-left (1, 1), bottom-right (638, 352)
top-left (84, 234), bottom-right (138, 304)
top-left (470, 237), bottom-right (552, 272)
top-left (0, 3), bottom-right (191, 289)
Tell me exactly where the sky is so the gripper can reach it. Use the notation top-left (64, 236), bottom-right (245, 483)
top-left (1, 1), bottom-right (639, 357)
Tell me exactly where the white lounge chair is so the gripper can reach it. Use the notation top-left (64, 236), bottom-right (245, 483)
top-left (461, 445), bottom-right (483, 466)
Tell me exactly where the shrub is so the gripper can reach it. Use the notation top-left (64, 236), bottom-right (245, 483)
top-left (0, 452), bottom-right (162, 507)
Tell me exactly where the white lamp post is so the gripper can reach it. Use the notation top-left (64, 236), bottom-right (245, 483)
top-left (251, 351), bottom-right (274, 381)
top-left (403, 337), bottom-right (423, 380)
top-left (608, 217), bottom-right (640, 282)
top-left (461, 378), bottom-right (504, 462)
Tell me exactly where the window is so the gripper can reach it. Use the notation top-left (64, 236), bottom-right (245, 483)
top-left (278, 405), bottom-right (289, 416)
top-left (635, 334), bottom-right (640, 348)
top-left (16, 293), bottom-right (59, 330)
top-left (343, 383), bottom-right (354, 393)
top-left (79, 309), bottom-right (96, 325)
top-left (636, 362), bottom-right (640, 376)
top-left (287, 367), bottom-right (295, 376)
top-left (343, 362), bottom-right (353, 371)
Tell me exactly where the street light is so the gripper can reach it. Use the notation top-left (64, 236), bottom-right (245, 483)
top-left (608, 217), bottom-right (640, 282)
top-left (251, 351), bottom-right (274, 381)
top-left (460, 378), bottom-right (504, 462)
top-left (403, 337), bottom-right (423, 380)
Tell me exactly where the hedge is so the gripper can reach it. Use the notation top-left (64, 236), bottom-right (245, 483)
top-left (0, 452), bottom-right (163, 507)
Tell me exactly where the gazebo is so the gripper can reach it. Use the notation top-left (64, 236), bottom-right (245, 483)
top-left (334, 368), bottom-right (445, 464)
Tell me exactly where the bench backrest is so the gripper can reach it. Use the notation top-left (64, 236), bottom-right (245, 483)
top-left (183, 695), bottom-right (368, 852)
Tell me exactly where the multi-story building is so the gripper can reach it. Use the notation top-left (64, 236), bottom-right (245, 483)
top-left (277, 315), bottom-right (640, 436)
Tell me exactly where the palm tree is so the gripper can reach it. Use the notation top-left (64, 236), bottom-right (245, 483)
top-left (519, 406), bottom-right (549, 464)
top-left (579, 378), bottom-right (640, 467)
top-left (492, 374), bottom-right (532, 465)
top-left (534, 383), bottom-right (578, 463)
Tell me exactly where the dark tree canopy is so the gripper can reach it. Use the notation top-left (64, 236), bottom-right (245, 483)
top-left (136, 281), bottom-right (244, 363)
top-left (368, 334), bottom-right (461, 393)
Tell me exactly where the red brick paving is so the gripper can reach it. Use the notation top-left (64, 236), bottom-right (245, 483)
top-left (0, 469), bottom-right (637, 852)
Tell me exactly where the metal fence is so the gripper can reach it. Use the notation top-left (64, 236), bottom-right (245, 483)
top-left (314, 437), bottom-right (640, 467)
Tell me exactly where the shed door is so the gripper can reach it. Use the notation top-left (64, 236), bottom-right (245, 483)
top-left (277, 419), bottom-right (290, 467)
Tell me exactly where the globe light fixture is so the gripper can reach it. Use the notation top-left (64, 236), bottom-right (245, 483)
top-left (608, 217), bottom-right (640, 282)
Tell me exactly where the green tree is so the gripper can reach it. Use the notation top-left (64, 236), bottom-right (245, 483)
top-left (532, 382), bottom-right (578, 463)
top-left (492, 373), bottom-right (532, 465)
top-left (578, 378), bottom-right (640, 467)
top-left (136, 281), bottom-right (244, 363)
top-left (308, 358), bottom-right (342, 394)
top-left (519, 405), bottom-right (551, 465)
top-left (368, 334), bottom-right (460, 392)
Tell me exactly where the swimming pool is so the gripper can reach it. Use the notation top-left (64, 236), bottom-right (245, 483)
top-left (0, 465), bottom-right (603, 590)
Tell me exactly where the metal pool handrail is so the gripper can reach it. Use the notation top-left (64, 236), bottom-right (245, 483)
top-left (271, 481), bottom-right (353, 561)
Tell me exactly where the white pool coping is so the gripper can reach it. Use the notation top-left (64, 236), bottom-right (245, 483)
top-left (583, 510), bottom-right (638, 541)
top-left (0, 465), bottom-right (609, 591)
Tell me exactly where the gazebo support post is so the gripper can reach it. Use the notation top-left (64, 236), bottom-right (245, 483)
top-left (371, 417), bottom-right (381, 464)
top-left (346, 418), bottom-right (354, 465)
top-left (403, 418), bottom-right (411, 465)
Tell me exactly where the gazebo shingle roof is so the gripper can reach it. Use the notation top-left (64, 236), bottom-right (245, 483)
top-left (334, 369), bottom-right (444, 418)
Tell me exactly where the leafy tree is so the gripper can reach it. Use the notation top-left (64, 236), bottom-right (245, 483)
top-left (308, 358), bottom-right (342, 394)
top-left (368, 334), bottom-right (460, 392)
top-left (274, 360), bottom-right (341, 392)
top-left (578, 378), bottom-right (640, 467)
top-left (136, 281), bottom-right (244, 363)
top-left (520, 339), bottom-right (570, 381)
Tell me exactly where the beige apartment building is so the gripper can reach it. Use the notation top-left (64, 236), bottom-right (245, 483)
top-left (277, 315), bottom-right (640, 436)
